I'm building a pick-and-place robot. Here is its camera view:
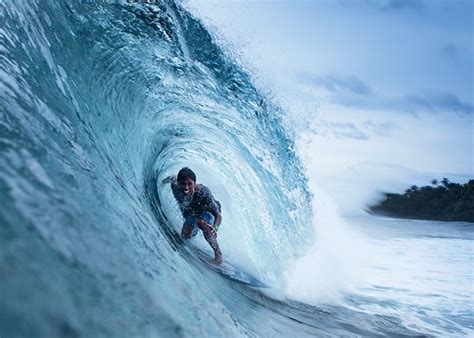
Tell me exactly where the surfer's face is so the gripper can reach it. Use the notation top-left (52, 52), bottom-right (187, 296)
top-left (179, 177), bottom-right (195, 197)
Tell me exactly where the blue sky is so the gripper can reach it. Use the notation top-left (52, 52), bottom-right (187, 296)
top-left (185, 0), bottom-right (473, 212)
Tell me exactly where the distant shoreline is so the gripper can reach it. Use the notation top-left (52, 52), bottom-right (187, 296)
top-left (368, 179), bottom-right (474, 223)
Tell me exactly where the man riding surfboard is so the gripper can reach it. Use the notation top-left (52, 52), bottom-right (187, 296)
top-left (163, 167), bottom-right (223, 264)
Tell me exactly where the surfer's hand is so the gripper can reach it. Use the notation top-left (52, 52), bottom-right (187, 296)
top-left (161, 175), bottom-right (174, 185)
top-left (197, 219), bottom-right (217, 238)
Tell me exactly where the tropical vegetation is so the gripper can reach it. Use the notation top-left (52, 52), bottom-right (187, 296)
top-left (369, 178), bottom-right (474, 222)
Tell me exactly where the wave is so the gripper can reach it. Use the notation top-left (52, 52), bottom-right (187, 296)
top-left (1, 1), bottom-right (316, 336)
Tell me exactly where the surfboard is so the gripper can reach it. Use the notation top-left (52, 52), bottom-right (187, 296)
top-left (191, 247), bottom-right (269, 288)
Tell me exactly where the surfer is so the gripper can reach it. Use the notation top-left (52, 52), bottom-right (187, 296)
top-left (162, 167), bottom-right (223, 264)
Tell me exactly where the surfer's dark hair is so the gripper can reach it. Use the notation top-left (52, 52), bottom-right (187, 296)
top-left (177, 167), bottom-right (196, 183)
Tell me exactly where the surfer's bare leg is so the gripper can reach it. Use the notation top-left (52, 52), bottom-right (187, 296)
top-left (181, 223), bottom-right (194, 239)
top-left (197, 219), bottom-right (222, 264)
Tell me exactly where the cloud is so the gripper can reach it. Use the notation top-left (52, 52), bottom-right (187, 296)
top-left (363, 120), bottom-right (398, 136)
top-left (297, 73), bottom-right (373, 96)
top-left (339, 0), bottom-right (424, 11)
top-left (315, 119), bottom-right (398, 141)
top-left (298, 72), bottom-right (473, 116)
top-left (439, 44), bottom-right (470, 63)
top-left (318, 121), bottom-right (369, 140)
top-left (350, 161), bottom-right (473, 185)
top-left (402, 93), bottom-right (474, 115)
top-left (340, 92), bottom-right (473, 115)
top-left (381, 0), bottom-right (424, 11)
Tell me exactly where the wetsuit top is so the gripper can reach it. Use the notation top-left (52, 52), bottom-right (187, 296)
top-left (171, 177), bottom-right (221, 218)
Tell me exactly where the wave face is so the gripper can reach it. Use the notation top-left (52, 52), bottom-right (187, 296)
top-left (1, 1), bottom-right (317, 336)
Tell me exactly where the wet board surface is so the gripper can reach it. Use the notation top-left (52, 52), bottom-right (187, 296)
top-left (191, 247), bottom-right (269, 288)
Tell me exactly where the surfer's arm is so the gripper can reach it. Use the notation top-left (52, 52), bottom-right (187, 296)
top-left (161, 175), bottom-right (176, 185)
top-left (213, 211), bottom-right (222, 227)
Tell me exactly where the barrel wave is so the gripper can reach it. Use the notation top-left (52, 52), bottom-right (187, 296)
top-left (5, 1), bottom-right (467, 337)
top-left (1, 1), bottom-right (317, 336)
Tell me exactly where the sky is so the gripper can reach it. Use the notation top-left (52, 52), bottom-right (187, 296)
top-left (184, 0), bottom-right (473, 213)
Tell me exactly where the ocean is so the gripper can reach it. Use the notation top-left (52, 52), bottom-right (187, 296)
top-left (1, 1), bottom-right (472, 337)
